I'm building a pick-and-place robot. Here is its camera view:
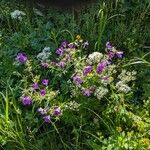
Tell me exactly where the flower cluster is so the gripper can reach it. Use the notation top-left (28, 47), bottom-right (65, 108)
top-left (53, 37), bottom-right (88, 69)
top-left (116, 81), bottom-right (131, 93)
top-left (15, 40), bottom-right (136, 126)
top-left (15, 51), bottom-right (64, 124)
top-left (54, 41), bottom-right (77, 69)
top-left (118, 70), bottom-right (137, 83)
top-left (16, 52), bottom-right (28, 64)
top-left (73, 76), bottom-right (83, 86)
top-left (71, 42), bottom-right (134, 100)
top-left (115, 70), bottom-right (136, 93)
top-left (106, 42), bottom-right (124, 59)
top-left (37, 47), bottom-right (51, 63)
top-left (87, 52), bottom-right (103, 65)
top-left (21, 79), bottom-right (49, 106)
top-left (64, 101), bottom-right (81, 111)
top-left (94, 86), bottom-right (108, 100)
top-left (37, 106), bottom-right (62, 123)
top-left (21, 96), bottom-right (32, 106)
top-left (36, 36), bottom-right (88, 72)
top-left (10, 10), bottom-right (26, 20)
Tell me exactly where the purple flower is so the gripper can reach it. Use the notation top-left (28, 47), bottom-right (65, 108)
top-left (43, 115), bottom-right (51, 123)
top-left (73, 76), bottom-right (83, 85)
top-left (42, 63), bottom-right (49, 68)
top-left (53, 106), bottom-right (62, 116)
top-left (22, 96), bottom-right (32, 106)
top-left (16, 52), bottom-right (27, 64)
top-left (116, 51), bottom-right (123, 59)
top-left (32, 83), bottom-right (39, 90)
top-left (107, 61), bottom-right (111, 65)
top-left (61, 41), bottom-right (67, 48)
top-left (108, 51), bottom-right (115, 59)
top-left (106, 42), bottom-right (112, 50)
top-left (83, 89), bottom-right (92, 97)
top-left (57, 61), bottom-right (66, 68)
top-left (37, 107), bottom-right (47, 115)
top-left (40, 89), bottom-right (46, 96)
top-left (42, 79), bottom-right (49, 86)
top-left (83, 66), bottom-right (92, 76)
top-left (56, 47), bottom-right (65, 56)
top-left (96, 61), bottom-right (107, 74)
top-left (68, 43), bottom-right (73, 49)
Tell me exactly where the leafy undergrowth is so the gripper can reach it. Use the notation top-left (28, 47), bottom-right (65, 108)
top-left (0, 0), bottom-right (150, 150)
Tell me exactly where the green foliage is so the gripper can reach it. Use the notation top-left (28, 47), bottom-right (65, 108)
top-left (0, 0), bottom-right (150, 149)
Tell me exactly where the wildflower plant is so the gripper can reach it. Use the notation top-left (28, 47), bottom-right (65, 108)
top-left (14, 40), bottom-right (137, 124)
top-left (9, 37), bottom-right (149, 150)
top-left (0, 1), bottom-right (149, 148)
top-left (71, 42), bottom-right (136, 102)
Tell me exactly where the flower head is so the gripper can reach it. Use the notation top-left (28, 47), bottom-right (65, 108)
top-left (96, 61), bottom-right (107, 74)
top-left (56, 47), bottom-right (65, 56)
top-left (16, 52), bottom-right (27, 64)
top-left (83, 66), bottom-right (92, 76)
top-left (61, 41), bottom-right (67, 48)
top-left (42, 79), bottom-right (49, 86)
top-left (37, 107), bottom-right (47, 115)
top-left (106, 42), bottom-right (112, 50)
top-left (94, 87), bottom-right (108, 100)
top-left (43, 115), bottom-right (51, 123)
top-left (22, 96), bottom-right (32, 106)
top-left (37, 48), bottom-right (51, 63)
top-left (32, 83), bottom-right (39, 90)
top-left (116, 51), bottom-right (123, 59)
top-left (53, 106), bottom-right (62, 116)
top-left (73, 76), bottom-right (83, 85)
top-left (68, 43), bottom-right (74, 49)
top-left (116, 81), bottom-right (131, 93)
top-left (43, 47), bottom-right (50, 53)
top-left (88, 52), bottom-right (103, 64)
top-left (64, 101), bottom-right (80, 111)
top-left (83, 89), bottom-right (93, 97)
top-left (76, 35), bottom-right (81, 40)
top-left (108, 51), bottom-right (115, 59)
top-left (40, 89), bottom-right (46, 96)
top-left (11, 10), bottom-right (26, 20)
top-left (41, 63), bottom-right (49, 68)
top-left (57, 61), bottom-right (66, 68)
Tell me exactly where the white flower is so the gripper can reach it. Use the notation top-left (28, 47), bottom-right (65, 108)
top-left (116, 81), bottom-right (131, 93)
top-left (87, 52), bottom-right (103, 64)
top-left (118, 70), bottom-right (136, 83)
top-left (43, 47), bottom-right (51, 53)
top-left (94, 86), bottom-right (108, 100)
top-left (10, 10), bottom-right (26, 20)
top-left (64, 101), bottom-right (80, 111)
top-left (37, 47), bottom-right (51, 62)
top-left (132, 70), bottom-right (137, 75)
top-left (106, 65), bottom-right (117, 75)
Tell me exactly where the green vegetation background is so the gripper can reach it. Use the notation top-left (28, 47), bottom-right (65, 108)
top-left (0, 0), bottom-right (150, 149)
